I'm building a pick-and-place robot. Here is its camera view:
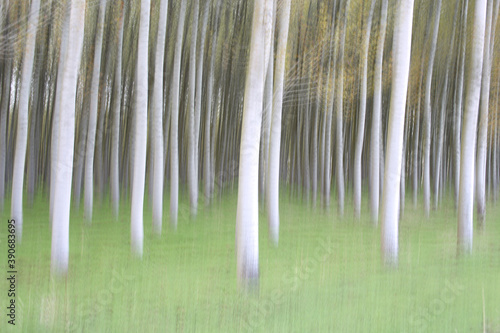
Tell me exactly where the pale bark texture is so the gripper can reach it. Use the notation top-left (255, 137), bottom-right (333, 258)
top-left (267, 0), bottom-right (291, 246)
top-left (336, 0), bottom-right (350, 217)
top-left (152, 0), bottom-right (168, 234)
top-left (476, 0), bottom-right (494, 227)
top-left (458, 0), bottom-right (487, 255)
top-left (84, 0), bottom-right (106, 222)
top-left (380, 0), bottom-right (414, 267)
top-left (423, 0), bottom-right (442, 217)
top-left (131, 0), bottom-right (150, 258)
top-left (354, 0), bottom-right (376, 219)
top-left (370, 0), bottom-right (388, 224)
top-left (11, 0), bottom-right (40, 242)
top-left (111, 1), bottom-right (124, 218)
top-left (188, 0), bottom-right (200, 217)
top-left (170, 0), bottom-right (187, 229)
top-left (51, 0), bottom-right (85, 276)
top-left (236, 0), bottom-right (267, 291)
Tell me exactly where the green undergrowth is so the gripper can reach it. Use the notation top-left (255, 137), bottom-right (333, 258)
top-left (1, 190), bottom-right (499, 332)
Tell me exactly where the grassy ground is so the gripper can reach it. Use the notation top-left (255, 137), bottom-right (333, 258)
top-left (1, 189), bottom-right (500, 332)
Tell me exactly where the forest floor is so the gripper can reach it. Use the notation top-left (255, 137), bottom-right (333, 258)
top-left (1, 190), bottom-right (500, 332)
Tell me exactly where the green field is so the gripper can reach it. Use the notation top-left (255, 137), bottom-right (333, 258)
top-left (1, 191), bottom-right (500, 332)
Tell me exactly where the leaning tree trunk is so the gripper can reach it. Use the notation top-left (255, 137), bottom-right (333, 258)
top-left (11, 0), bottom-right (40, 242)
top-left (51, 0), bottom-right (85, 277)
top-left (458, 0), bottom-right (487, 255)
top-left (236, 0), bottom-right (269, 292)
top-left (370, 0), bottom-right (388, 224)
top-left (130, 0), bottom-right (150, 258)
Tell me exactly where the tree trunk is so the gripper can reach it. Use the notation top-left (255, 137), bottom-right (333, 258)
top-left (380, 0), bottom-right (414, 267)
top-left (354, 0), bottom-right (376, 219)
top-left (458, 0), bottom-right (487, 255)
top-left (111, 1), bottom-right (125, 218)
top-left (423, 0), bottom-right (442, 217)
top-left (11, 0), bottom-right (40, 242)
top-left (267, 0), bottom-right (290, 246)
top-left (236, 0), bottom-right (268, 292)
top-left (476, 0), bottom-right (494, 227)
top-left (336, 0), bottom-right (350, 217)
top-left (152, 0), bottom-right (168, 234)
top-left (84, 0), bottom-right (106, 222)
top-left (51, 0), bottom-right (85, 276)
top-left (170, 0), bottom-right (187, 229)
top-left (370, 0), bottom-right (388, 224)
top-left (131, 0), bottom-right (150, 258)
top-left (188, 0), bottom-right (200, 218)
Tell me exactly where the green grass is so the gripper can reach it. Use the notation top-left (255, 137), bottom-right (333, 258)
top-left (1, 190), bottom-right (500, 332)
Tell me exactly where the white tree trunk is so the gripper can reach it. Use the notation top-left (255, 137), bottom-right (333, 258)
top-left (50, 11), bottom-right (70, 224)
top-left (267, 0), bottom-right (290, 246)
top-left (476, 0), bottom-right (494, 226)
top-left (236, 0), bottom-right (266, 291)
top-left (152, 0), bottom-right (168, 234)
top-left (423, 0), bottom-right (442, 217)
top-left (0, 61), bottom-right (9, 211)
top-left (111, 1), bottom-right (125, 218)
top-left (51, 0), bottom-right (85, 276)
top-left (188, 0), bottom-right (200, 217)
top-left (336, 0), bottom-right (350, 217)
top-left (370, 0), bottom-right (388, 224)
top-left (380, 0), bottom-right (414, 267)
top-left (170, 0), bottom-right (187, 229)
top-left (84, 0), bottom-right (106, 222)
top-left (454, 0), bottom-right (469, 208)
top-left (354, 0), bottom-right (376, 219)
top-left (131, 0), bottom-right (150, 257)
top-left (458, 0), bottom-right (487, 254)
top-left (11, 0), bottom-right (40, 242)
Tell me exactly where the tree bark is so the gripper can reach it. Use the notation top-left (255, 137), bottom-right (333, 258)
top-left (380, 0), bottom-right (414, 267)
top-left (458, 0), bottom-right (487, 255)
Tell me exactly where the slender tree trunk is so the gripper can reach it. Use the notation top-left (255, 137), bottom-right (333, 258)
top-left (354, 0), bottom-right (375, 219)
top-left (458, 0), bottom-right (487, 255)
top-left (370, 0), bottom-right (388, 224)
top-left (84, 0), bottom-right (106, 222)
top-left (51, 0), bottom-right (85, 276)
top-left (188, 0), bottom-right (200, 217)
top-left (152, 0), bottom-right (168, 234)
top-left (423, 0), bottom-right (442, 217)
top-left (454, 0), bottom-right (469, 208)
top-left (11, 0), bottom-right (40, 242)
top-left (0, 60), bottom-right (11, 211)
top-left (170, 0), bottom-right (187, 229)
top-left (204, 2), bottom-right (220, 206)
top-left (380, 0), bottom-right (414, 267)
top-left (267, 0), bottom-right (290, 246)
top-left (336, 0), bottom-right (350, 217)
top-left (236, 0), bottom-right (268, 292)
top-left (476, 0), bottom-right (494, 227)
top-left (131, 0), bottom-right (150, 258)
top-left (111, 1), bottom-right (125, 218)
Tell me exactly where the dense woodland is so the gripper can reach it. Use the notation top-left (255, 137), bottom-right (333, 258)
top-left (0, 0), bottom-right (499, 291)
